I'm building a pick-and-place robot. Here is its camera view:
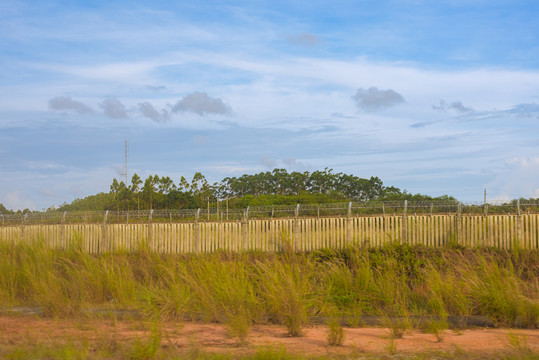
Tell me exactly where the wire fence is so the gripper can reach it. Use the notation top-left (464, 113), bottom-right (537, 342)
top-left (1, 200), bottom-right (539, 226)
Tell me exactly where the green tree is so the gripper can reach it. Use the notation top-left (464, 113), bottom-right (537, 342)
top-left (131, 173), bottom-right (142, 211)
top-left (0, 203), bottom-right (13, 214)
top-left (142, 175), bottom-right (159, 209)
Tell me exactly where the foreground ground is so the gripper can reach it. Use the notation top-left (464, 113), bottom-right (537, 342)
top-left (0, 315), bottom-right (537, 359)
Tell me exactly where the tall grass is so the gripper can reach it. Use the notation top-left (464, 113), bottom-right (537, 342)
top-left (0, 239), bottom-right (537, 331)
top-left (256, 251), bottom-right (312, 336)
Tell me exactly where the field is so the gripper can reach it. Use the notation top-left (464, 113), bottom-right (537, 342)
top-left (0, 240), bottom-right (538, 358)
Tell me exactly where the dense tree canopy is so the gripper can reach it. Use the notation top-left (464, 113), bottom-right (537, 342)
top-left (52, 168), bottom-right (456, 212)
top-left (1, 171), bottom-right (535, 214)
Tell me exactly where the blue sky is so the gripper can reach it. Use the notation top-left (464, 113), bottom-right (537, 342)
top-left (1, 0), bottom-right (539, 210)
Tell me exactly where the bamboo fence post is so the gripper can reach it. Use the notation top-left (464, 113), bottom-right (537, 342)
top-left (20, 213), bottom-right (26, 242)
top-left (194, 208), bottom-right (200, 253)
top-left (148, 209), bottom-right (154, 251)
top-left (517, 199), bottom-right (522, 247)
top-left (456, 203), bottom-right (461, 245)
top-left (346, 202), bottom-right (352, 245)
top-left (61, 211), bottom-right (67, 248)
top-left (402, 200), bottom-right (408, 244)
top-left (101, 210), bottom-right (109, 253)
top-left (293, 204), bottom-right (300, 250)
top-left (242, 207), bottom-right (249, 251)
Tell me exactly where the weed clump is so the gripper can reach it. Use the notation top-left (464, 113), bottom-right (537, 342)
top-left (327, 319), bottom-right (344, 346)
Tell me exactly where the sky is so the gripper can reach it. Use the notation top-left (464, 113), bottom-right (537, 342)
top-left (1, 0), bottom-right (539, 211)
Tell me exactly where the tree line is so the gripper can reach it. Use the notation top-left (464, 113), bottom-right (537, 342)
top-left (51, 168), bottom-right (456, 212)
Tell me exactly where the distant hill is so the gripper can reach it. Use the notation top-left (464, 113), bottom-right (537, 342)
top-left (51, 168), bottom-right (456, 212)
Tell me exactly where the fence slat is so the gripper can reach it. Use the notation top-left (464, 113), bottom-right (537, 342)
top-left (2, 214), bottom-right (537, 252)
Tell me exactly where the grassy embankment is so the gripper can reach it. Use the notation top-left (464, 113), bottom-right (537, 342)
top-left (0, 237), bottom-right (537, 358)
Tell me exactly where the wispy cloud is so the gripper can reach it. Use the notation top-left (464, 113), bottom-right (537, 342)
top-left (506, 103), bottom-right (539, 118)
top-left (352, 87), bottom-right (405, 112)
top-left (433, 100), bottom-right (474, 113)
top-left (487, 157), bottom-right (539, 200)
top-left (47, 62), bottom-right (157, 82)
top-left (282, 157), bottom-right (311, 171)
top-left (287, 33), bottom-right (323, 47)
top-left (144, 85), bottom-right (167, 92)
top-left (260, 156), bottom-right (277, 169)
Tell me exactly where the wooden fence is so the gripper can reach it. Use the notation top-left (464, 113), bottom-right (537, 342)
top-left (0, 214), bottom-right (538, 253)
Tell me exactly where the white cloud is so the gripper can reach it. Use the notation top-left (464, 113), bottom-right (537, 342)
top-left (282, 157), bottom-right (312, 171)
top-left (100, 98), bottom-right (128, 119)
top-left (138, 102), bottom-right (168, 122)
top-left (352, 87), bottom-right (405, 112)
top-left (260, 156), bottom-right (277, 169)
top-left (43, 61), bottom-right (158, 82)
top-left (0, 191), bottom-right (36, 211)
top-left (49, 96), bottom-right (94, 114)
top-left (26, 160), bottom-right (67, 170)
top-left (172, 92), bottom-right (232, 116)
top-left (433, 100), bottom-right (474, 113)
top-left (487, 157), bottom-right (539, 200)
top-left (287, 33), bottom-right (324, 46)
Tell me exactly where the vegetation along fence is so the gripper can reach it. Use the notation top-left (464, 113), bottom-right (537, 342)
top-left (1, 213), bottom-right (538, 252)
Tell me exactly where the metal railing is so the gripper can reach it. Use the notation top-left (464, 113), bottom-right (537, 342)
top-left (1, 199), bottom-right (538, 226)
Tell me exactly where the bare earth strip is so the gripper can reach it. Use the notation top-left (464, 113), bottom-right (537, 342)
top-left (0, 315), bottom-right (537, 357)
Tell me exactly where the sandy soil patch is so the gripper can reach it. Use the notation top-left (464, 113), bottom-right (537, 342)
top-left (0, 315), bottom-right (537, 357)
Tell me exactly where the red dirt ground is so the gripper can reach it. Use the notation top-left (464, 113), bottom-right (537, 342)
top-left (0, 315), bottom-right (537, 357)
